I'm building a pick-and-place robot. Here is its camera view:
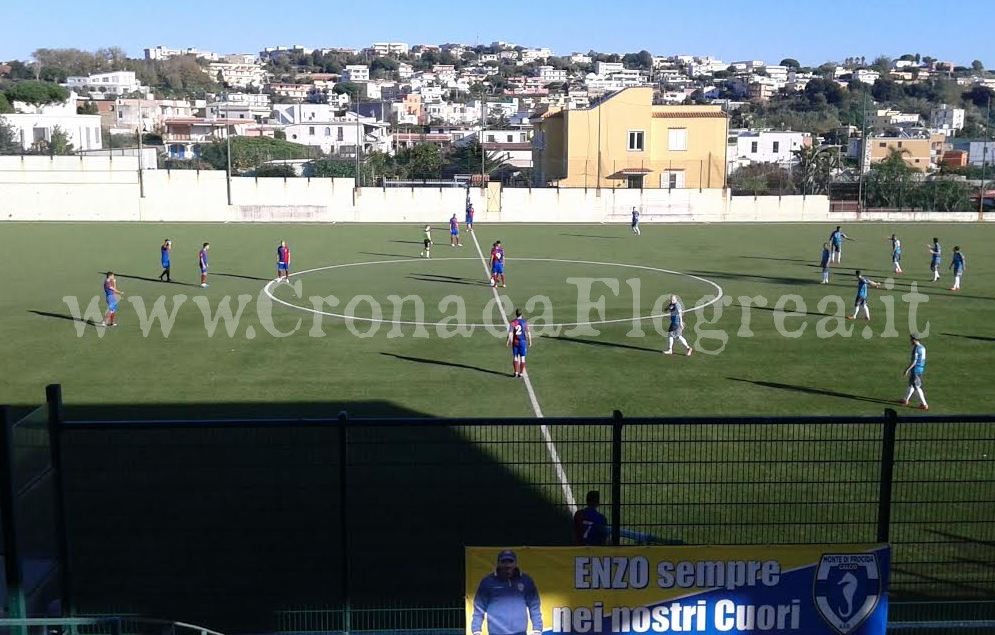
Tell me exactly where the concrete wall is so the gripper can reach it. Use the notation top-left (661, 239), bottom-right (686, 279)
top-left (2, 157), bottom-right (992, 223)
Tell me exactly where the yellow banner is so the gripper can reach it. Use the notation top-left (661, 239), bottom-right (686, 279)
top-left (465, 545), bottom-right (889, 635)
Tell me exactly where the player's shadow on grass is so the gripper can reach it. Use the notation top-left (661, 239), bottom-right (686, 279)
top-left (104, 272), bottom-right (199, 287)
top-left (739, 255), bottom-right (812, 264)
top-left (27, 309), bottom-right (100, 327)
top-left (543, 334), bottom-right (660, 354)
top-left (407, 273), bottom-right (482, 286)
top-left (728, 377), bottom-right (897, 406)
top-left (559, 233), bottom-right (626, 239)
top-left (214, 272), bottom-right (271, 281)
top-left (360, 251), bottom-right (419, 259)
top-left (942, 332), bottom-right (995, 343)
top-left (389, 239), bottom-right (427, 244)
top-left (381, 352), bottom-right (507, 376)
top-left (739, 303), bottom-right (837, 318)
top-left (690, 270), bottom-right (819, 286)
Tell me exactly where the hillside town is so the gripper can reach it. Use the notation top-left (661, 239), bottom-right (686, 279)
top-left (0, 41), bottom-right (992, 205)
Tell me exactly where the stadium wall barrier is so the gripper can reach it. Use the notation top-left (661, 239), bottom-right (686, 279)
top-left (2, 157), bottom-right (994, 223)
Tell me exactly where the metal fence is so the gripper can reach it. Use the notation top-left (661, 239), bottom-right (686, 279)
top-left (3, 386), bottom-right (994, 633)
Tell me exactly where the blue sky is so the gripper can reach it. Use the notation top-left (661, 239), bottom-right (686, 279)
top-left (3, 0), bottom-right (993, 67)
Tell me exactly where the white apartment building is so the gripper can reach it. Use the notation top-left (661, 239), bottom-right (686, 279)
top-left (765, 65), bottom-right (789, 84)
top-left (595, 61), bottom-right (624, 76)
top-left (537, 66), bottom-right (568, 84)
top-left (144, 46), bottom-right (219, 61)
top-left (114, 98), bottom-right (195, 133)
top-left (433, 65), bottom-right (457, 82)
top-left (424, 101), bottom-right (482, 126)
top-left (209, 62), bottom-right (267, 89)
top-left (398, 63), bottom-right (414, 79)
top-left (570, 53), bottom-right (593, 65)
top-left (854, 69), bottom-right (881, 84)
top-left (342, 65), bottom-right (370, 83)
top-left (930, 105), bottom-right (965, 133)
top-left (283, 113), bottom-right (390, 155)
top-left (259, 45), bottom-right (313, 60)
top-left (520, 48), bottom-right (553, 64)
top-left (371, 42), bottom-right (409, 56)
top-left (480, 54), bottom-right (499, 63)
top-left (1, 92), bottom-right (102, 152)
top-left (266, 83), bottom-right (310, 101)
top-left (873, 109), bottom-right (921, 129)
top-left (209, 93), bottom-right (273, 122)
top-left (727, 130), bottom-right (813, 170)
top-left (65, 71), bottom-right (148, 98)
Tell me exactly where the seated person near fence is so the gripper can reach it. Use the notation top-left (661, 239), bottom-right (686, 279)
top-left (573, 490), bottom-right (608, 545)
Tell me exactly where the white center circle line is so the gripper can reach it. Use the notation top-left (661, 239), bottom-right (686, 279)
top-left (263, 257), bottom-right (724, 328)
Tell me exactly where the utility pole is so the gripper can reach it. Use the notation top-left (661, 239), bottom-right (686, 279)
top-left (225, 102), bottom-right (233, 206)
top-left (980, 95), bottom-right (991, 217)
top-left (857, 91), bottom-right (868, 212)
top-left (480, 96), bottom-right (486, 187)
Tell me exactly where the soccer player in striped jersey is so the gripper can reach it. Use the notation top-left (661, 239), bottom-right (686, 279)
top-left (631, 207), bottom-right (641, 236)
top-left (889, 234), bottom-right (903, 274)
top-left (490, 241), bottom-right (506, 288)
top-left (663, 295), bottom-right (693, 356)
top-left (276, 240), bottom-right (291, 282)
top-left (848, 270), bottom-right (880, 321)
top-left (101, 272), bottom-right (124, 327)
top-left (198, 242), bottom-right (210, 288)
top-left (927, 238), bottom-right (941, 282)
top-left (506, 308), bottom-right (532, 378)
top-left (901, 334), bottom-right (929, 410)
top-left (949, 246), bottom-right (965, 291)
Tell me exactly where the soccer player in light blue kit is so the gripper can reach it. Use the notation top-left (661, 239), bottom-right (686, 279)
top-left (949, 246), bottom-right (965, 291)
top-left (631, 206), bottom-right (641, 236)
top-left (158, 238), bottom-right (172, 282)
top-left (928, 237), bottom-right (941, 282)
top-left (829, 226), bottom-right (852, 264)
top-left (848, 270), bottom-right (880, 321)
top-left (889, 234), bottom-right (903, 274)
top-left (902, 334), bottom-right (929, 410)
top-left (663, 294), bottom-right (693, 356)
top-left (506, 308), bottom-right (532, 378)
top-left (820, 242), bottom-right (831, 284)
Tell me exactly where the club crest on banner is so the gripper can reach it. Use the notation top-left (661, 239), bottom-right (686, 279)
top-left (813, 553), bottom-right (881, 634)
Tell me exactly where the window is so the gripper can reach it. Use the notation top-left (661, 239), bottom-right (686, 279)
top-left (751, 141), bottom-right (758, 153)
top-left (507, 134), bottom-right (513, 142)
top-left (337, 127), bottom-right (344, 141)
top-left (627, 130), bottom-right (645, 151)
top-left (772, 141), bottom-right (780, 153)
top-left (668, 128), bottom-right (688, 151)
top-left (661, 170), bottom-right (685, 189)
top-left (626, 174), bottom-right (644, 189)
top-left (487, 134), bottom-right (496, 142)
top-left (309, 127), bottom-right (315, 136)
top-left (879, 142), bottom-right (887, 148)
top-left (897, 141), bottom-right (903, 148)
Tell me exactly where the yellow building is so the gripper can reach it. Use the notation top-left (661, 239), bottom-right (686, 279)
top-left (867, 133), bottom-right (946, 171)
top-left (532, 86), bottom-right (728, 189)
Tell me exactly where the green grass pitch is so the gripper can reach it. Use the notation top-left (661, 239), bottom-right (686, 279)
top-left (1, 221), bottom-right (992, 418)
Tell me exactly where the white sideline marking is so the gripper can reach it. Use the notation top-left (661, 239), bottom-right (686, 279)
top-left (468, 229), bottom-right (578, 513)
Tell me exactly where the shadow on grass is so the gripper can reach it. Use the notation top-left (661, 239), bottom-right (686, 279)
top-left (359, 251), bottom-right (421, 259)
top-left (381, 352), bottom-right (507, 376)
top-left (690, 270), bottom-right (819, 286)
top-left (728, 377), bottom-right (897, 406)
top-left (102, 272), bottom-right (199, 287)
top-left (737, 303), bottom-right (838, 318)
top-left (942, 332), bottom-right (995, 343)
top-left (406, 273), bottom-right (482, 287)
top-left (389, 240), bottom-right (427, 245)
top-left (27, 310), bottom-right (100, 327)
top-left (214, 272), bottom-right (271, 281)
top-left (560, 233), bottom-right (626, 240)
top-left (50, 399), bottom-right (573, 633)
top-left (739, 255), bottom-right (813, 264)
top-left (544, 334), bottom-right (660, 354)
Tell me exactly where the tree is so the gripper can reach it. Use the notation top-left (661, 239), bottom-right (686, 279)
top-left (307, 158), bottom-right (359, 178)
top-left (779, 58), bottom-right (800, 69)
top-left (333, 81), bottom-right (361, 101)
top-left (33, 125), bottom-right (74, 155)
top-left (871, 55), bottom-right (892, 74)
top-left (4, 80), bottom-right (70, 106)
top-left (397, 143), bottom-right (444, 179)
top-left (200, 136), bottom-right (316, 173)
top-left (0, 93), bottom-right (12, 114)
top-left (77, 100), bottom-right (98, 115)
top-left (972, 60), bottom-right (985, 72)
top-left (962, 85), bottom-right (995, 108)
top-left (0, 118), bottom-right (20, 153)
top-left (254, 164), bottom-right (297, 177)
top-left (804, 78), bottom-right (844, 107)
top-left (792, 144), bottom-right (840, 195)
top-left (871, 78), bottom-right (905, 102)
top-left (864, 149), bottom-right (918, 207)
top-left (444, 140), bottom-right (506, 177)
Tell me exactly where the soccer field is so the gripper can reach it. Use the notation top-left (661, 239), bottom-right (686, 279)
top-left (1, 221), bottom-right (993, 418)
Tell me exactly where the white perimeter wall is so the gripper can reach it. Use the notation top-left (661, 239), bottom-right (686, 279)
top-left (2, 156), bottom-right (992, 223)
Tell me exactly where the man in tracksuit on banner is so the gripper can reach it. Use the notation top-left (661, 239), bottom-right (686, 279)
top-left (471, 550), bottom-right (543, 635)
